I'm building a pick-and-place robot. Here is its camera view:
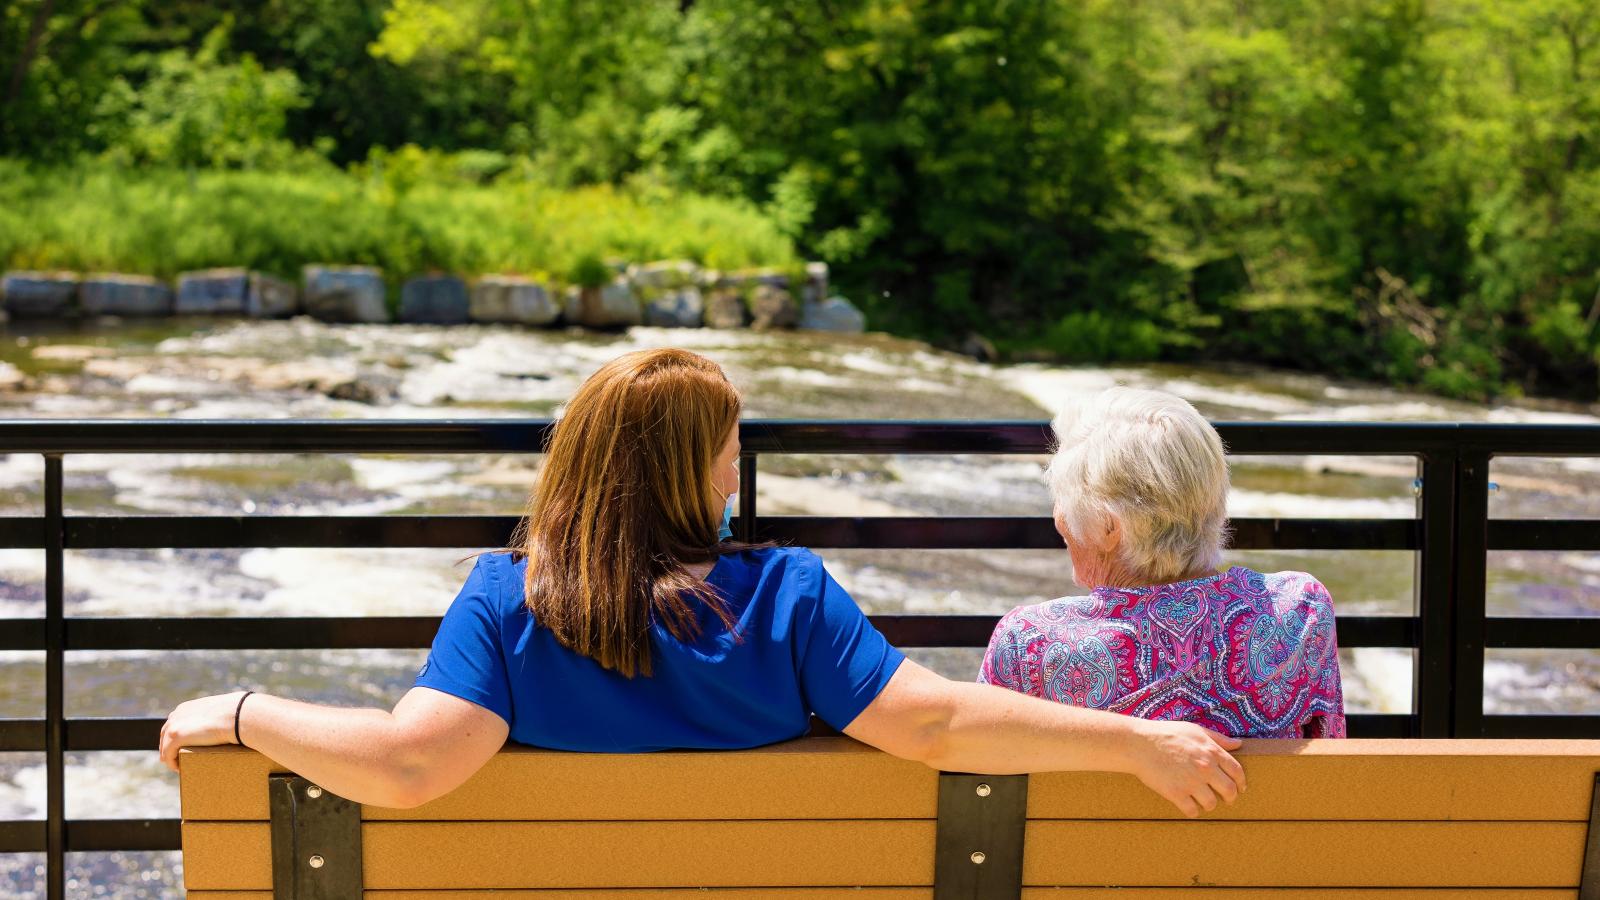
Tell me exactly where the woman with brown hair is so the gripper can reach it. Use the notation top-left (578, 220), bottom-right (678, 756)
top-left (159, 349), bottom-right (1245, 818)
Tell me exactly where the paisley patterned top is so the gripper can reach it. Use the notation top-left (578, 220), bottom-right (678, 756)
top-left (978, 567), bottom-right (1345, 738)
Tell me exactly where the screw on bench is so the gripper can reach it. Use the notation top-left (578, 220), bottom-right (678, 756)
top-left (306, 785), bottom-right (323, 799)
top-left (975, 783), bottom-right (991, 797)
top-left (970, 851), bottom-right (986, 865)
top-left (308, 855), bottom-right (324, 869)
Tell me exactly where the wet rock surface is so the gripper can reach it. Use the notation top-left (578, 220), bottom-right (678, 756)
top-left (303, 266), bottom-right (388, 323)
top-left (800, 296), bottom-right (865, 333)
top-left (704, 288), bottom-right (748, 329)
top-left (79, 274), bottom-right (174, 317)
top-left (643, 287), bottom-right (704, 327)
top-left (470, 276), bottom-right (559, 325)
top-left (1, 271), bottom-right (79, 317)
top-left (748, 284), bottom-right (798, 329)
top-left (400, 275), bottom-right (471, 324)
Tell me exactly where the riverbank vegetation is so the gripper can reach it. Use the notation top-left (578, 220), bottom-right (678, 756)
top-left (0, 158), bottom-right (799, 285)
top-left (1, 0), bottom-right (1597, 400)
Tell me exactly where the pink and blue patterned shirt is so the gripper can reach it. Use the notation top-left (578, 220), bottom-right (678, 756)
top-left (978, 567), bottom-right (1346, 738)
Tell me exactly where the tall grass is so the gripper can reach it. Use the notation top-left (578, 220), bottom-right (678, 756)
top-left (0, 159), bottom-right (798, 283)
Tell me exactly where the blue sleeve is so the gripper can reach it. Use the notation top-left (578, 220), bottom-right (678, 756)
top-left (414, 556), bottom-right (514, 727)
top-left (796, 557), bottom-right (906, 730)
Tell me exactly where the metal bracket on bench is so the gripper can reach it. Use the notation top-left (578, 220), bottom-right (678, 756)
top-left (269, 775), bottom-right (362, 900)
top-left (1582, 773), bottom-right (1600, 900)
top-left (933, 772), bottom-right (1027, 900)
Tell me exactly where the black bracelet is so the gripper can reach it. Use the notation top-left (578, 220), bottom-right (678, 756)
top-left (234, 691), bottom-right (254, 746)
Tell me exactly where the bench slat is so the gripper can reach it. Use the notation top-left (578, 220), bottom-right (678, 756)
top-left (1025, 820), bottom-right (1584, 887)
top-left (185, 883), bottom-right (934, 890)
top-left (181, 739), bottom-right (936, 822)
top-left (178, 883), bottom-right (1574, 890)
top-left (184, 820), bottom-right (938, 890)
top-left (181, 739), bottom-right (1600, 823)
top-left (1017, 893), bottom-right (1576, 899)
top-left (1030, 753), bottom-right (1600, 821)
top-left (184, 819), bottom-right (1584, 890)
top-left (174, 892), bottom-right (1584, 900)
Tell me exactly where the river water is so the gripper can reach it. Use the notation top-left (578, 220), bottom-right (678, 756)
top-left (0, 317), bottom-right (1597, 897)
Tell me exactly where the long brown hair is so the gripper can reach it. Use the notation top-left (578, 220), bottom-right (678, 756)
top-left (514, 348), bottom-right (741, 677)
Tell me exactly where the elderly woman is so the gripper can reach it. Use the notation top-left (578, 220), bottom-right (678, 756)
top-left (980, 387), bottom-right (1345, 739)
top-left (161, 350), bottom-right (1246, 819)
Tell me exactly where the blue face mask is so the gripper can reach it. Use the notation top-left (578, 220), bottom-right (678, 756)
top-left (718, 492), bottom-right (736, 541)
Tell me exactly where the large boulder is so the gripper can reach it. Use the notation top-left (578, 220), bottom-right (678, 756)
top-left (800, 295), bottom-right (866, 333)
top-left (801, 261), bottom-right (830, 306)
top-left (303, 266), bottom-right (388, 323)
top-left (567, 278), bottom-right (641, 328)
top-left (960, 332), bottom-right (1000, 363)
top-left (643, 288), bottom-right (704, 328)
top-left (720, 267), bottom-right (790, 290)
top-left (470, 276), bottom-right (560, 326)
top-left (2, 271), bottom-right (79, 318)
top-left (79, 274), bottom-right (174, 316)
top-left (629, 259), bottom-right (700, 291)
top-left (400, 275), bottom-right (470, 324)
top-left (177, 268), bottom-right (299, 318)
top-left (247, 272), bottom-right (298, 318)
top-left (704, 288), bottom-right (748, 329)
top-left (176, 268), bottom-right (246, 314)
top-left (748, 284), bottom-right (799, 330)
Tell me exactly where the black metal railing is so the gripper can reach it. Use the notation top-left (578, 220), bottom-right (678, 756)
top-left (2, 419), bottom-right (1600, 899)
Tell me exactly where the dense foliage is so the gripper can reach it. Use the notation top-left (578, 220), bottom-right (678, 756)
top-left (2, 0), bottom-right (1596, 399)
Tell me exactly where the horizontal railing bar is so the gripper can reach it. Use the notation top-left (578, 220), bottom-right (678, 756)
top-left (0, 819), bottom-right (181, 853)
top-left (0, 518), bottom-right (41, 548)
top-left (1486, 618), bottom-right (1600, 648)
top-left (0, 615), bottom-right (1421, 651)
top-left (0, 720), bottom-right (43, 752)
top-left (1345, 714), bottom-right (1412, 738)
top-left (0, 712), bottom-right (1427, 757)
top-left (1482, 715), bottom-right (1600, 738)
top-left (66, 718), bottom-right (163, 752)
top-left (64, 616), bottom-right (440, 650)
top-left (1453, 423), bottom-right (1600, 456)
top-left (0, 820), bottom-right (43, 853)
top-left (1488, 520), bottom-right (1600, 552)
top-left (65, 516), bottom-right (519, 549)
top-left (12, 515), bottom-right (1424, 551)
top-left (0, 620), bottom-right (42, 650)
top-left (0, 419), bottom-right (1595, 456)
top-left (0, 420), bottom-right (556, 455)
top-left (66, 818), bottom-right (182, 852)
top-left (763, 517), bottom-right (1418, 551)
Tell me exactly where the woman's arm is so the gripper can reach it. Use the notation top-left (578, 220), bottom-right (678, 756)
top-left (844, 659), bottom-right (1245, 818)
top-left (158, 686), bottom-right (509, 809)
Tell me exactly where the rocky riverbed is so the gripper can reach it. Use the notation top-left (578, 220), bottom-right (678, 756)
top-left (0, 315), bottom-right (1597, 897)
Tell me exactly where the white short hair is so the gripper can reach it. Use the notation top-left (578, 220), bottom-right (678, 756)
top-left (1045, 387), bottom-right (1229, 583)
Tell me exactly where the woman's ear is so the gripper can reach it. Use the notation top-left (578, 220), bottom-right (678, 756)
top-left (1098, 514), bottom-right (1124, 553)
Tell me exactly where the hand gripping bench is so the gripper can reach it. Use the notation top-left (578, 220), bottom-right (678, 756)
top-left (180, 737), bottom-right (1600, 899)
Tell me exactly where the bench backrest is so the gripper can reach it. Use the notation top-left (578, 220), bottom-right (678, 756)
top-left (180, 737), bottom-right (1600, 899)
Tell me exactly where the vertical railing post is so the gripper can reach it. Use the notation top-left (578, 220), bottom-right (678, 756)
top-left (737, 452), bottom-right (758, 542)
top-left (44, 455), bottom-right (65, 899)
top-left (1413, 449), bottom-right (1459, 738)
top-left (1452, 450), bottom-right (1491, 738)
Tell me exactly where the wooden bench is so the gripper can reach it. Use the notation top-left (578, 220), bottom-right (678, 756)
top-left (180, 737), bottom-right (1600, 899)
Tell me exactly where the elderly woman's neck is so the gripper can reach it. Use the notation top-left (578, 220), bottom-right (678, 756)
top-left (1087, 562), bottom-right (1220, 591)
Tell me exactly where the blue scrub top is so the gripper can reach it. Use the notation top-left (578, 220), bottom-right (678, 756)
top-left (414, 547), bottom-right (905, 751)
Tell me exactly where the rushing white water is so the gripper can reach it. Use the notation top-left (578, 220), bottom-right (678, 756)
top-left (0, 316), bottom-right (1596, 897)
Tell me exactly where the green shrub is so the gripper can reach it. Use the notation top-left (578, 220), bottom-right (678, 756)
top-left (0, 160), bottom-right (798, 283)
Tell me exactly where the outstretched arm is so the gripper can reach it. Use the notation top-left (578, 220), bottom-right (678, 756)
top-left (844, 659), bottom-right (1245, 818)
top-left (159, 686), bottom-right (509, 809)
